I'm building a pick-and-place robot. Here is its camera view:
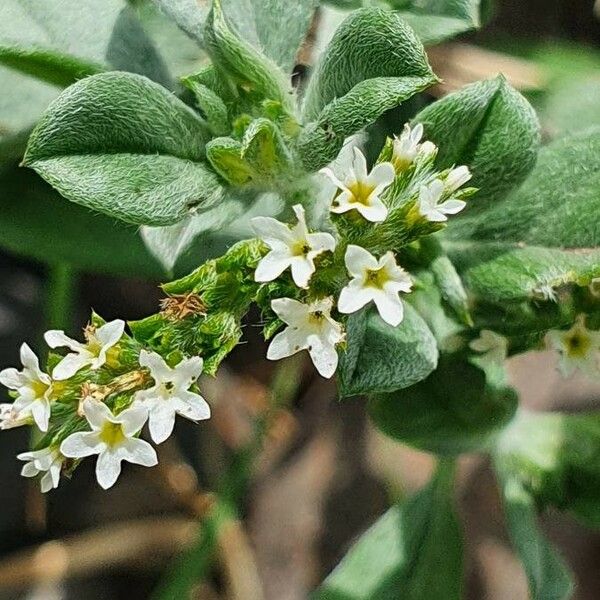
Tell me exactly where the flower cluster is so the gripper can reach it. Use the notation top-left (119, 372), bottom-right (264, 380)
top-left (0, 319), bottom-right (210, 491)
top-left (0, 123), bottom-right (474, 490)
top-left (253, 124), bottom-right (473, 378)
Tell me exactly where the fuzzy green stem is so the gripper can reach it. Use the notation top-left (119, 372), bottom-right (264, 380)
top-left (45, 264), bottom-right (76, 332)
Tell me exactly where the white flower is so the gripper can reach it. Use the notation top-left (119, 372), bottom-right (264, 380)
top-left (60, 399), bottom-right (156, 490)
top-left (338, 245), bottom-right (412, 326)
top-left (252, 204), bottom-right (336, 289)
top-left (546, 315), bottom-right (600, 379)
top-left (419, 140), bottom-right (438, 159)
top-left (469, 330), bottom-right (508, 366)
top-left (0, 403), bottom-right (30, 430)
top-left (417, 179), bottom-right (466, 222)
top-left (18, 447), bottom-right (64, 493)
top-left (320, 148), bottom-right (395, 222)
top-left (45, 319), bottom-right (125, 381)
top-left (0, 343), bottom-right (53, 431)
top-left (444, 165), bottom-right (472, 192)
top-left (267, 297), bottom-right (344, 378)
top-left (133, 351), bottom-right (210, 444)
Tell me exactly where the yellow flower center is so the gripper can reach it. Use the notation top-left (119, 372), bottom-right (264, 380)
top-left (291, 240), bottom-right (311, 257)
top-left (564, 331), bottom-right (591, 358)
top-left (347, 180), bottom-right (375, 206)
top-left (308, 310), bottom-right (326, 326)
top-left (364, 267), bottom-right (389, 289)
top-left (31, 379), bottom-right (50, 398)
top-left (99, 422), bottom-right (126, 446)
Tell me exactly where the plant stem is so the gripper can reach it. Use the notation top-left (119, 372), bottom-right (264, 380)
top-left (152, 355), bottom-right (304, 599)
top-left (45, 264), bottom-right (76, 332)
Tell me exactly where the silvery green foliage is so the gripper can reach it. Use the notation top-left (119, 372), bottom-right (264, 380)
top-left (1, 2), bottom-right (600, 599)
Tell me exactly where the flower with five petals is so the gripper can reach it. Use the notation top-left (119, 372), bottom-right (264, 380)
top-left (267, 297), bottom-right (344, 378)
top-left (338, 245), bottom-right (412, 326)
top-left (321, 148), bottom-right (395, 222)
top-left (133, 351), bottom-right (210, 444)
top-left (252, 204), bottom-right (336, 289)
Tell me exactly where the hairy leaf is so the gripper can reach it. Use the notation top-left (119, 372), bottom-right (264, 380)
top-left (24, 72), bottom-right (219, 226)
top-left (415, 76), bottom-right (540, 209)
top-left (338, 304), bottom-right (438, 397)
top-left (0, 0), bottom-right (171, 87)
top-left (449, 128), bottom-right (600, 248)
top-left (450, 242), bottom-right (600, 303)
top-left (315, 462), bottom-right (462, 600)
top-left (299, 75), bottom-right (435, 171)
top-left (497, 473), bottom-right (574, 600)
top-left (369, 358), bottom-right (518, 454)
top-left (302, 7), bottom-right (434, 121)
top-left (150, 0), bottom-right (208, 44)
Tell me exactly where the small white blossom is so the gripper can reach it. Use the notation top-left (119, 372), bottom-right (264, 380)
top-left (267, 297), bottom-right (344, 378)
top-left (133, 351), bottom-right (210, 444)
top-left (546, 315), bottom-right (600, 378)
top-left (418, 179), bottom-right (466, 222)
top-left (0, 343), bottom-right (53, 431)
top-left (45, 320), bottom-right (125, 381)
top-left (338, 245), bottom-right (412, 326)
top-left (18, 447), bottom-right (64, 493)
top-left (60, 399), bottom-right (156, 490)
top-left (444, 166), bottom-right (472, 193)
top-left (469, 330), bottom-right (508, 366)
top-left (0, 403), bottom-right (30, 429)
top-left (391, 123), bottom-right (437, 170)
top-left (320, 147), bottom-right (395, 223)
top-left (252, 204), bottom-right (336, 289)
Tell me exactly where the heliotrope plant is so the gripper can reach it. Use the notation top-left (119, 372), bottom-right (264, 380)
top-left (1, 0), bottom-right (600, 598)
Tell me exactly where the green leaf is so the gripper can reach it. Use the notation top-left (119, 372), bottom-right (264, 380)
top-left (450, 242), bottom-right (600, 303)
top-left (203, 0), bottom-right (293, 110)
top-left (449, 128), bottom-right (600, 248)
top-left (415, 76), bottom-right (540, 209)
top-left (298, 75), bottom-right (435, 171)
top-left (0, 0), bottom-right (171, 88)
top-left (0, 165), bottom-right (162, 277)
top-left (494, 410), bottom-right (600, 530)
top-left (23, 71), bottom-right (220, 226)
top-left (497, 474), bottom-right (574, 600)
top-left (369, 358), bottom-right (518, 454)
top-left (397, 0), bottom-right (483, 45)
top-left (302, 7), bottom-right (434, 122)
top-left (142, 192), bottom-right (283, 275)
top-left (315, 461), bottom-right (463, 600)
top-left (150, 0), bottom-right (208, 44)
top-left (544, 77), bottom-right (600, 136)
top-left (338, 304), bottom-right (438, 397)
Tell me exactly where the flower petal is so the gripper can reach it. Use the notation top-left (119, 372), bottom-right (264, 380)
top-left (270, 298), bottom-right (309, 326)
top-left (139, 350), bottom-right (172, 382)
top-left (290, 257), bottom-right (316, 288)
top-left (372, 290), bottom-right (404, 327)
top-left (60, 431), bottom-right (104, 458)
top-left (255, 251), bottom-right (292, 283)
top-left (82, 399), bottom-right (115, 429)
top-left (368, 162), bottom-right (395, 189)
top-left (122, 438), bottom-right (158, 467)
top-left (0, 368), bottom-right (23, 390)
top-left (44, 330), bottom-right (83, 352)
top-left (344, 244), bottom-right (378, 276)
top-left (30, 398), bottom-right (50, 432)
top-left (148, 402), bottom-right (176, 444)
top-left (95, 449), bottom-right (123, 489)
top-left (117, 403), bottom-right (149, 436)
top-left (438, 198), bottom-right (466, 215)
top-left (338, 282), bottom-right (373, 315)
top-left (306, 231), bottom-right (336, 254)
top-left (307, 335), bottom-right (338, 378)
top-left (174, 391), bottom-right (211, 422)
top-left (172, 356), bottom-right (204, 388)
top-left (52, 352), bottom-right (90, 380)
top-left (251, 216), bottom-right (295, 246)
top-left (355, 197), bottom-right (388, 222)
top-left (351, 147), bottom-right (369, 180)
top-left (267, 328), bottom-right (307, 361)
top-left (95, 319), bottom-right (125, 348)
